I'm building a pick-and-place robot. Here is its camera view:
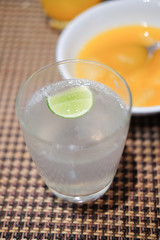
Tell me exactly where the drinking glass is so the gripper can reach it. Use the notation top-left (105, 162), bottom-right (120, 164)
top-left (40, 0), bottom-right (102, 29)
top-left (16, 60), bottom-right (132, 203)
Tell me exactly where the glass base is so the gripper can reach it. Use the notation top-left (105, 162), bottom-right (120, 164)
top-left (49, 180), bottom-right (113, 203)
top-left (48, 17), bottom-right (69, 30)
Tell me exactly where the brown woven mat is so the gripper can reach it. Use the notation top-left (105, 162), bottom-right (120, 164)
top-left (0, 0), bottom-right (160, 239)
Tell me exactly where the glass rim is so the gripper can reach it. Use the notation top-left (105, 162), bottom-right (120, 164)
top-left (16, 59), bottom-right (132, 147)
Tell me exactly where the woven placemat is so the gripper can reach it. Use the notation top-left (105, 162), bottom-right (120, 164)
top-left (0, 1), bottom-right (160, 239)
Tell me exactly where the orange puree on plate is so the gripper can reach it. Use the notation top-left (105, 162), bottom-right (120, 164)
top-left (77, 25), bottom-right (160, 107)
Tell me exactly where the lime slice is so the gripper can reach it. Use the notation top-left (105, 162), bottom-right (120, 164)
top-left (46, 86), bottom-right (94, 118)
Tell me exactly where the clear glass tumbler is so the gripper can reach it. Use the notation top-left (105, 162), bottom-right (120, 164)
top-left (16, 60), bottom-right (132, 203)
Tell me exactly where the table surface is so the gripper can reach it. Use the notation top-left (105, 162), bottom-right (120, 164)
top-left (0, 1), bottom-right (160, 239)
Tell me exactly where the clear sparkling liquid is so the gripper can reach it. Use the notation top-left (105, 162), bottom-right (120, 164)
top-left (23, 79), bottom-right (129, 197)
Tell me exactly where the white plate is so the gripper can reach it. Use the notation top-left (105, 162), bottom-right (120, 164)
top-left (56, 0), bottom-right (160, 115)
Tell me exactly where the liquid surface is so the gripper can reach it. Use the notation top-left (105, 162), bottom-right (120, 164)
top-left (23, 79), bottom-right (129, 197)
top-left (78, 25), bottom-right (160, 107)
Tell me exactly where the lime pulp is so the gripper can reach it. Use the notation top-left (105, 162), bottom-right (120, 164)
top-left (46, 85), bottom-right (94, 118)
